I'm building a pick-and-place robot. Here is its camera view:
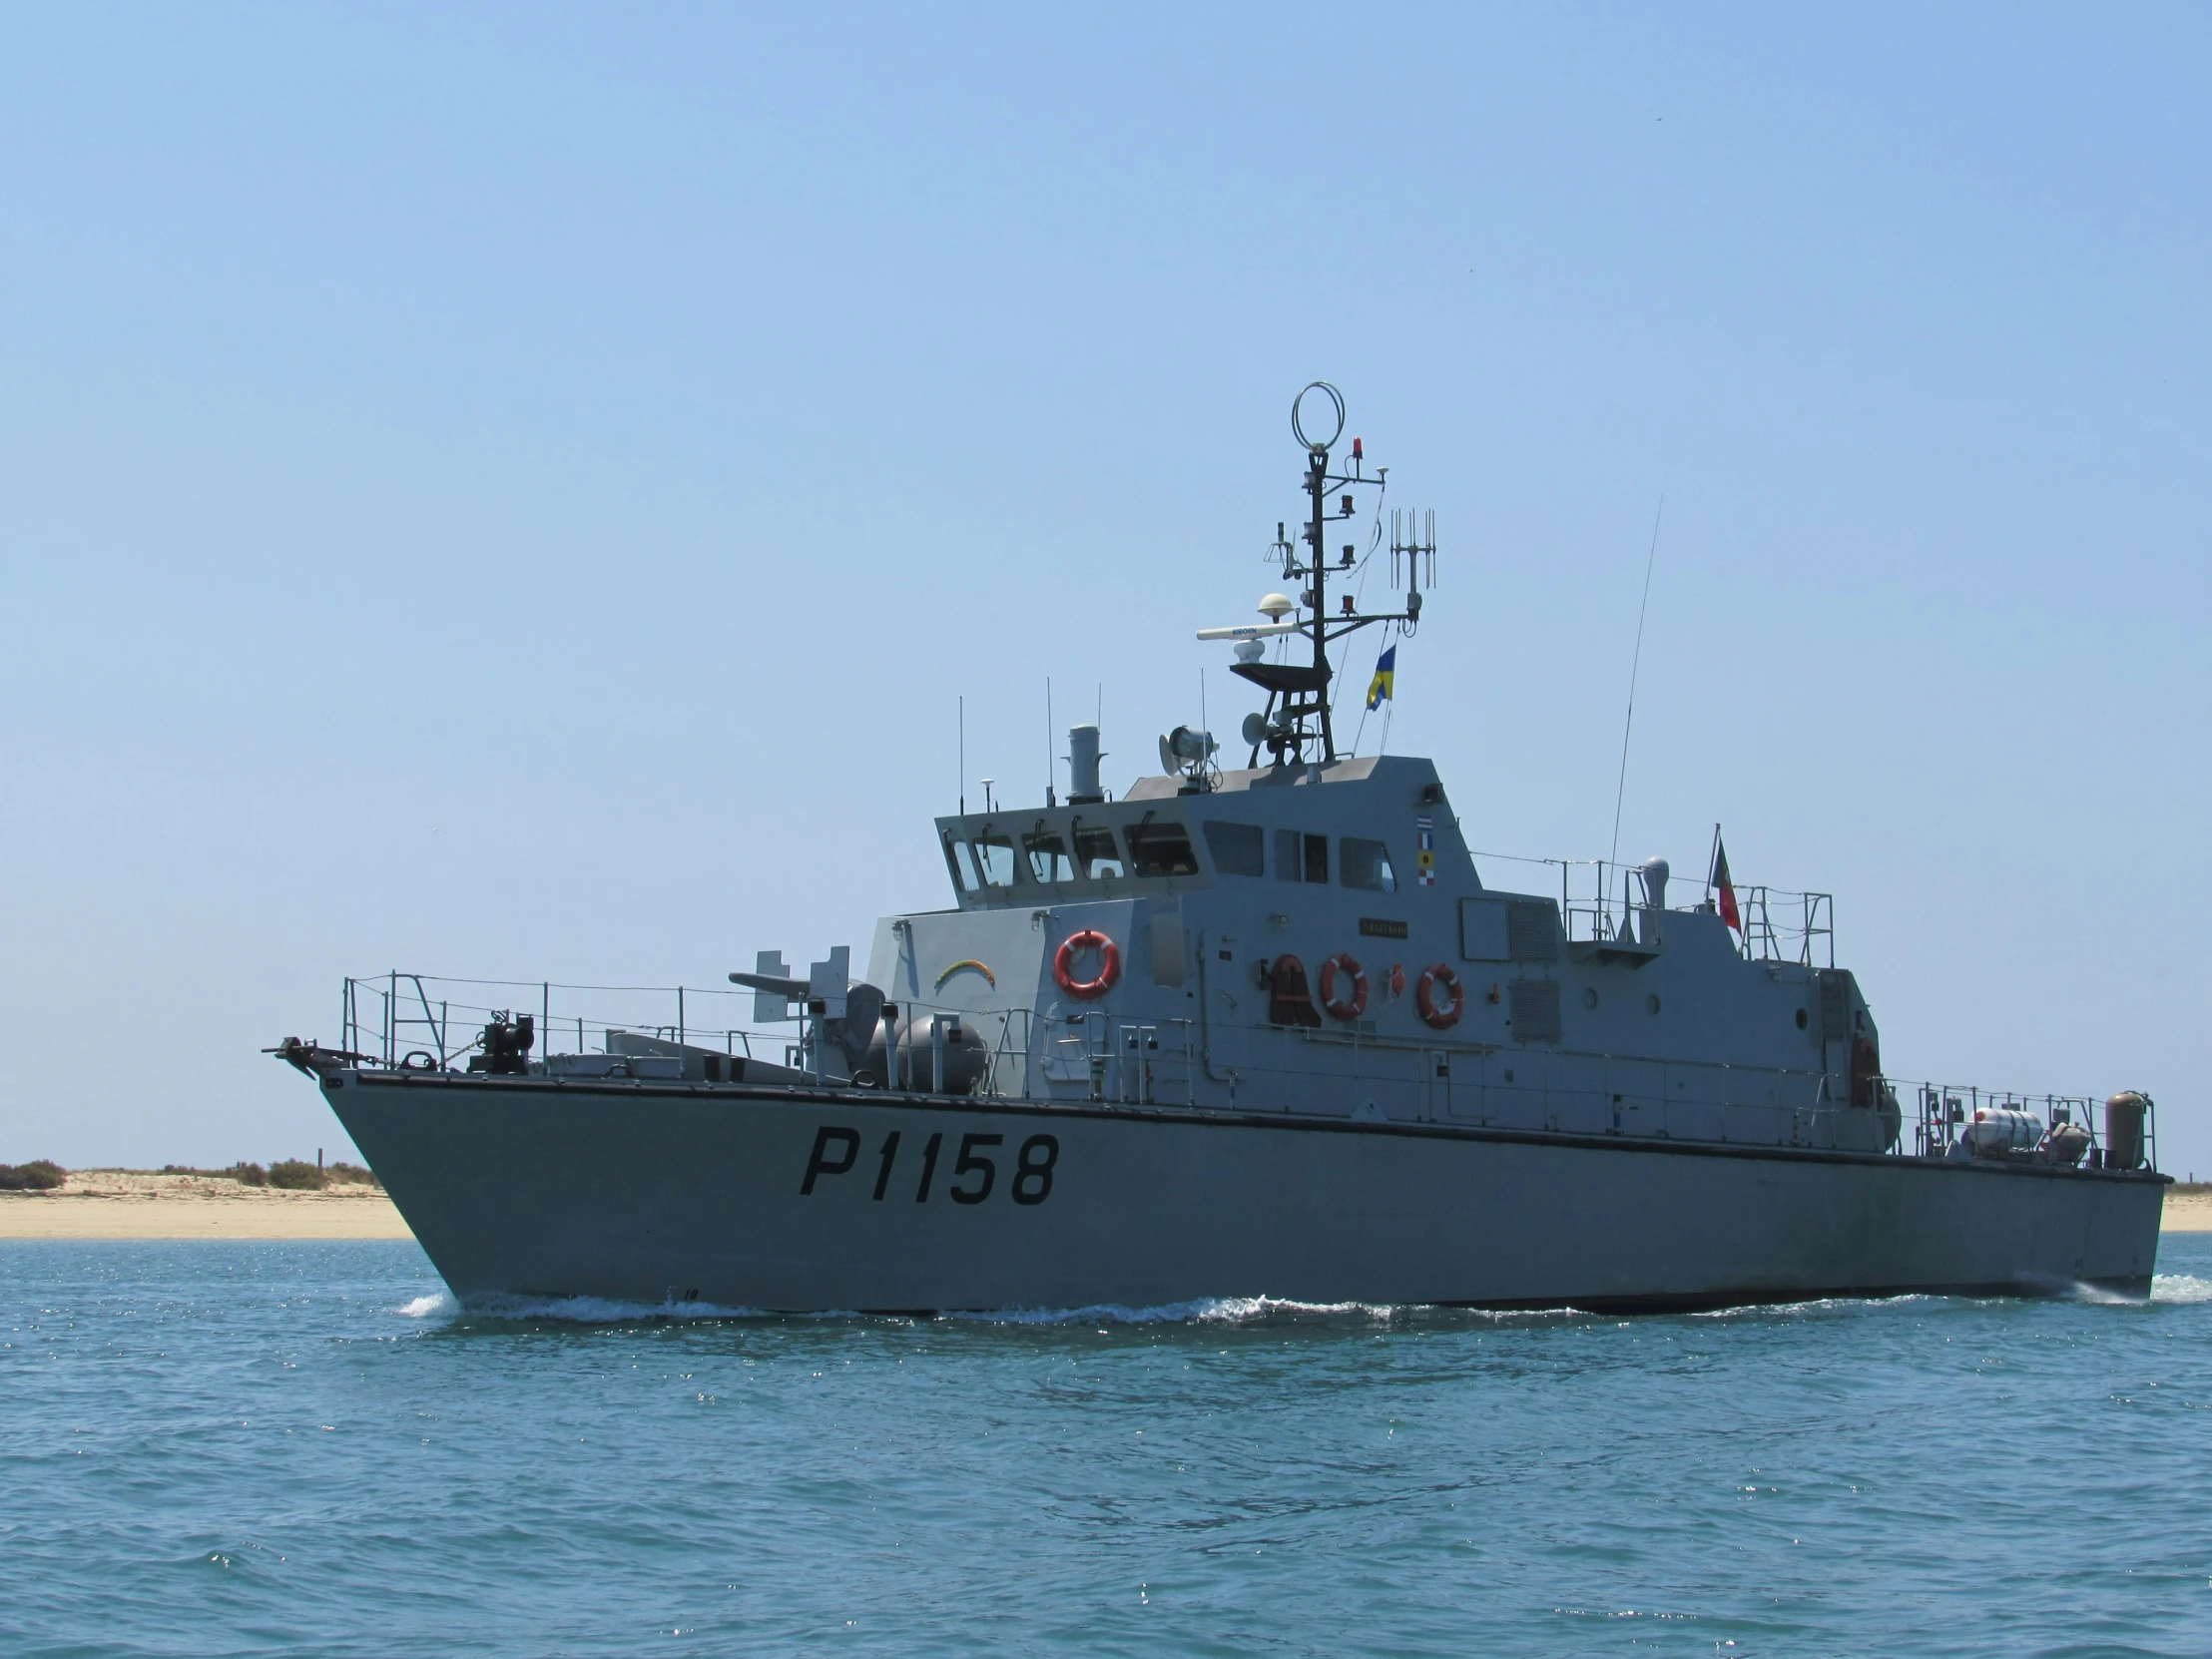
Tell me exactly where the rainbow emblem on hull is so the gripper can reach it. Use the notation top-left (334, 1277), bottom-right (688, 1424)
top-left (933, 959), bottom-right (996, 990)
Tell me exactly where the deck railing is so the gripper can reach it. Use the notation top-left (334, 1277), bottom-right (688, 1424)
top-left (325, 975), bottom-right (2155, 1171)
top-left (1891, 1077), bottom-right (2156, 1170)
top-left (339, 972), bottom-right (786, 1073)
top-left (1473, 853), bottom-right (1835, 968)
top-left (334, 972), bottom-right (1081, 1104)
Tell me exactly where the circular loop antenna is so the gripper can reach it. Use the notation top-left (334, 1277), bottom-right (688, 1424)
top-left (1292, 381), bottom-right (1346, 454)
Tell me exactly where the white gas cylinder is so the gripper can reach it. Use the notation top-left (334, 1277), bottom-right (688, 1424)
top-left (1963, 1108), bottom-right (2045, 1156)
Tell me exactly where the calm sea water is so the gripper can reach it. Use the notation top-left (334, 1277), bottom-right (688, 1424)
top-left (4, 1239), bottom-right (2209, 1658)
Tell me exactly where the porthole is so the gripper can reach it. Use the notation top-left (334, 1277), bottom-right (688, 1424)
top-left (1582, 986), bottom-right (1600, 1010)
top-left (1795, 1007), bottom-right (1809, 1030)
top-left (1646, 993), bottom-right (1662, 1016)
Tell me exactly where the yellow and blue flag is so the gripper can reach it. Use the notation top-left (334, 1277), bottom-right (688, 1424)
top-left (1365, 645), bottom-right (1396, 711)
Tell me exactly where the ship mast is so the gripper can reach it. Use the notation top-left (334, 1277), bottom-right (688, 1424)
top-left (1232, 383), bottom-right (1431, 768)
top-left (1305, 437), bottom-right (1338, 758)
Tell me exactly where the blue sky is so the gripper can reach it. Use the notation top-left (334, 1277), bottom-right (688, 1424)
top-left (3, 4), bottom-right (2206, 1174)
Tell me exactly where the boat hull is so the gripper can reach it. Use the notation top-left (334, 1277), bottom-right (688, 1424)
top-left (324, 1071), bottom-right (2167, 1313)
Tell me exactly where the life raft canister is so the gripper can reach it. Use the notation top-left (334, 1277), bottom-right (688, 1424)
top-left (1416, 963), bottom-right (1465, 1030)
top-left (1319, 952), bottom-right (1369, 1021)
top-left (1053, 929), bottom-right (1120, 1000)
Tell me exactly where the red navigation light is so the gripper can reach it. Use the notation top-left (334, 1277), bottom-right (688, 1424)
top-left (1352, 436), bottom-right (1364, 460)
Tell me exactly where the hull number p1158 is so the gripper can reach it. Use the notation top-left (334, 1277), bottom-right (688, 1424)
top-left (802, 1126), bottom-right (1059, 1206)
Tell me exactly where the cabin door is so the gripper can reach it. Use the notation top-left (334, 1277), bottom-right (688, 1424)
top-left (1425, 1049), bottom-right (1455, 1120)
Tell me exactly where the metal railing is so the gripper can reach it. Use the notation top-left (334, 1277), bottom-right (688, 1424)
top-left (1733, 885), bottom-right (1834, 968)
top-left (333, 973), bottom-right (1102, 1105)
top-left (1555, 858), bottom-right (1658, 946)
top-left (1890, 1077), bottom-right (2156, 1170)
top-left (326, 978), bottom-right (2155, 1171)
top-left (1468, 854), bottom-right (1836, 968)
top-left (340, 972), bottom-right (776, 1073)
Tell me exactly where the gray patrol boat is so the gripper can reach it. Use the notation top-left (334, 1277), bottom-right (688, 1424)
top-left (276, 384), bottom-right (2168, 1312)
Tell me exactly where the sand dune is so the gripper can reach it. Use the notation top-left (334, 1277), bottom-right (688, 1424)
top-left (0, 1170), bottom-right (412, 1239)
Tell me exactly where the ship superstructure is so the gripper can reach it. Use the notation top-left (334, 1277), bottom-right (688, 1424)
top-left (276, 385), bottom-right (2166, 1312)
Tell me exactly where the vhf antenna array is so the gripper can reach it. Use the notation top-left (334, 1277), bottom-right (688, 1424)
top-left (1389, 508), bottom-right (1437, 592)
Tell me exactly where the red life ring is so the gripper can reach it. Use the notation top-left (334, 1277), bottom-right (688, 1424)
top-left (1416, 963), bottom-right (1464, 1029)
top-left (1319, 952), bottom-right (1368, 1021)
top-left (1053, 929), bottom-right (1120, 1000)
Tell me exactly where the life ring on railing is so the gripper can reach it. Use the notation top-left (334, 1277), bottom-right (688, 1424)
top-left (1319, 952), bottom-right (1369, 1021)
top-left (1053, 928), bottom-right (1120, 1000)
top-left (1415, 963), bottom-right (1465, 1030)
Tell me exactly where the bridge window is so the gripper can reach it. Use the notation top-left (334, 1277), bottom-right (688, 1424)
top-left (970, 832), bottom-right (1019, 887)
top-left (944, 834), bottom-right (980, 892)
top-left (1341, 837), bottom-right (1397, 893)
top-left (1202, 821), bottom-right (1266, 876)
top-left (1073, 824), bottom-right (1124, 879)
top-left (1126, 821), bottom-right (1200, 878)
top-left (946, 832), bottom-right (1020, 891)
top-left (1024, 831), bottom-right (1075, 884)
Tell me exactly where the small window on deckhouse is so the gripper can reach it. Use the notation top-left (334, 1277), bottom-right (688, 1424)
top-left (1275, 830), bottom-right (1329, 883)
top-left (1073, 825), bottom-right (1124, 879)
top-left (1202, 822), bottom-right (1266, 876)
top-left (1126, 821), bottom-right (1200, 878)
top-left (1024, 830), bottom-right (1075, 884)
top-left (1341, 837), bottom-right (1396, 893)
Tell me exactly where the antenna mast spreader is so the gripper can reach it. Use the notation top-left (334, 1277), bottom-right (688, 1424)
top-left (1233, 382), bottom-right (1433, 768)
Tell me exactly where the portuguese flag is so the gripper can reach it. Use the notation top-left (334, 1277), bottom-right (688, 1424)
top-left (1711, 833), bottom-right (1742, 933)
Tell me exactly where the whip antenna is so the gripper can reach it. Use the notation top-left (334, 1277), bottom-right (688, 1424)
top-left (1608, 496), bottom-right (1664, 870)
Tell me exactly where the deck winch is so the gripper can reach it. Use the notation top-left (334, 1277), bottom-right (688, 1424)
top-left (469, 1013), bottom-right (534, 1076)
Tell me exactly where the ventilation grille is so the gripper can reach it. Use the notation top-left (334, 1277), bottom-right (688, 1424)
top-left (1507, 900), bottom-right (1561, 962)
top-left (1509, 978), bottom-right (1563, 1043)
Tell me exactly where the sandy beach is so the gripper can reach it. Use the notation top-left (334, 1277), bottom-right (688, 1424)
top-left (2163, 1191), bottom-right (2212, 1232)
top-left (0, 1170), bottom-right (413, 1240)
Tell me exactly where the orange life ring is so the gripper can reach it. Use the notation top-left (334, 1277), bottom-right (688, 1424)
top-left (1416, 963), bottom-right (1464, 1029)
top-left (1319, 952), bottom-right (1368, 1021)
top-left (1053, 929), bottom-right (1120, 1000)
